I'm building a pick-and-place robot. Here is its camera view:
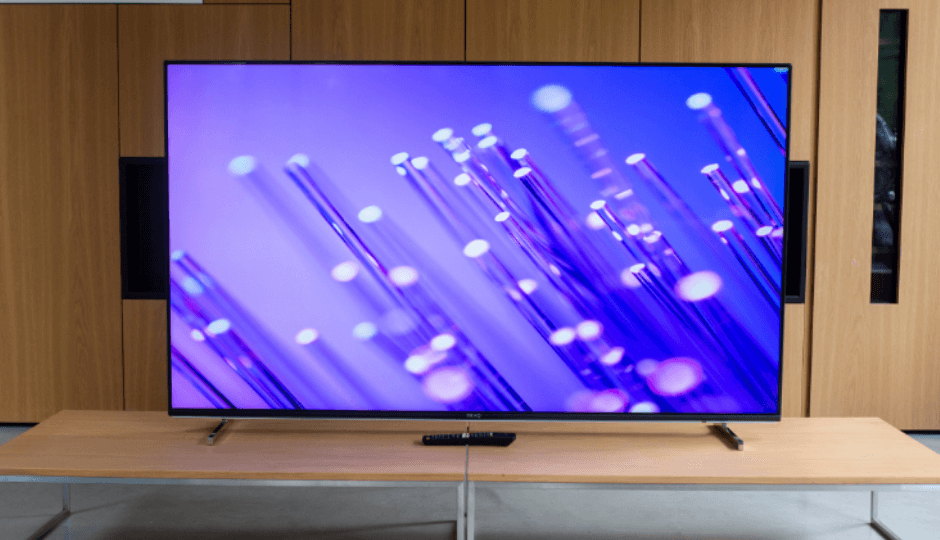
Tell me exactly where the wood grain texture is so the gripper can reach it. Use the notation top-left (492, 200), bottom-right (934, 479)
top-left (467, 417), bottom-right (940, 484)
top-left (466, 0), bottom-right (639, 62)
top-left (118, 5), bottom-right (290, 157)
top-left (641, 0), bottom-right (821, 417)
top-left (0, 6), bottom-right (123, 423)
top-left (0, 411), bottom-right (468, 481)
top-left (123, 300), bottom-right (168, 412)
top-left (292, 0), bottom-right (464, 61)
top-left (811, 0), bottom-right (940, 429)
top-left (204, 0), bottom-right (287, 4)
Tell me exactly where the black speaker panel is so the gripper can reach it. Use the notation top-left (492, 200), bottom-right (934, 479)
top-left (120, 157), bottom-right (169, 300)
top-left (784, 161), bottom-right (809, 304)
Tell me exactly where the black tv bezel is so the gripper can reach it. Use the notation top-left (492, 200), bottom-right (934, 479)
top-left (165, 60), bottom-right (791, 423)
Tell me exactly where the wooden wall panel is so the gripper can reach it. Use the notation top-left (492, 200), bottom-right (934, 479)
top-left (0, 5), bottom-right (123, 422)
top-left (466, 0), bottom-right (640, 62)
top-left (811, 0), bottom-right (940, 429)
top-left (123, 300), bottom-right (168, 412)
top-left (291, 0), bottom-right (464, 61)
top-left (118, 5), bottom-right (291, 157)
top-left (204, 0), bottom-right (287, 4)
top-left (641, 0), bottom-right (821, 417)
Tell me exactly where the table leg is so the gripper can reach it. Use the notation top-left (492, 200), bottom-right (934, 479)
top-left (26, 483), bottom-right (70, 540)
top-left (870, 491), bottom-right (903, 540)
top-left (466, 481), bottom-right (475, 540)
top-left (457, 481), bottom-right (466, 540)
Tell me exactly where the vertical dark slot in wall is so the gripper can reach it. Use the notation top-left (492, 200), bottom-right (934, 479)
top-left (120, 157), bottom-right (169, 299)
top-left (784, 161), bottom-right (809, 303)
top-left (871, 10), bottom-right (907, 303)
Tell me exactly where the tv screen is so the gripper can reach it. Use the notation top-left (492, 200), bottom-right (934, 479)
top-left (167, 62), bottom-right (790, 420)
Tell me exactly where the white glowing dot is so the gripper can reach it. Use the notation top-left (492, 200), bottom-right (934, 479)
top-left (625, 153), bottom-right (645, 165)
top-left (228, 156), bottom-right (256, 175)
top-left (549, 264), bottom-right (561, 276)
top-left (358, 205), bottom-right (383, 223)
top-left (453, 150), bottom-right (471, 163)
top-left (701, 163), bottom-right (720, 174)
top-left (620, 268), bottom-right (642, 288)
top-left (287, 153), bottom-right (310, 167)
top-left (626, 224), bottom-right (641, 236)
top-left (612, 231), bottom-right (623, 241)
top-left (736, 148), bottom-right (747, 156)
top-left (586, 212), bottom-right (605, 230)
top-left (405, 355), bottom-right (433, 374)
top-left (756, 225), bottom-right (774, 237)
top-left (430, 334), bottom-right (457, 351)
top-left (510, 148), bottom-right (528, 160)
top-left (772, 227), bottom-right (784, 238)
top-left (639, 223), bottom-right (654, 233)
top-left (206, 319), bottom-right (231, 336)
top-left (643, 231), bottom-right (662, 244)
top-left (636, 359), bottom-right (659, 377)
top-left (720, 189), bottom-right (731, 200)
top-left (181, 277), bottom-right (204, 295)
top-left (190, 329), bottom-right (205, 342)
top-left (601, 347), bottom-right (625, 365)
top-left (396, 166), bottom-right (407, 176)
top-left (454, 173), bottom-right (471, 186)
top-left (751, 178), bottom-right (762, 189)
top-left (463, 239), bottom-right (490, 258)
top-left (389, 266), bottom-right (419, 287)
top-left (171, 250), bottom-right (185, 261)
top-left (629, 401), bottom-right (660, 413)
top-left (471, 123), bottom-right (492, 137)
top-left (422, 367), bottom-right (473, 403)
top-left (477, 135), bottom-right (498, 149)
top-left (576, 320), bottom-right (603, 341)
top-left (411, 156), bottom-right (429, 170)
top-left (647, 357), bottom-right (704, 396)
top-left (500, 190), bottom-right (509, 198)
top-left (732, 179), bottom-right (751, 193)
top-left (589, 199), bottom-right (607, 211)
top-left (331, 261), bottom-right (359, 282)
top-left (513, 167), bottom-right (532, 178)
top-left (630, 263), bottom-right (646, 274)
top-left (675, 271), bottom-right (723, 302)
top-left (352, 322), bottom-right (378, 340)
top-left (295, 328), bottom-right (319, 345)
top-left (615, 189), bottom-right (633, 200)
top-left (712, 220), bottom-right (734, 233)
top-left (589, 389), bottom-right (629, 412)
top-left (495, 211), bottom-right (511, 222)
top-left (532, 84), bottom-right (573, 112)
top-left (432, 127), bottom-right (453, 142)
top-left (391, 152), bottom-right (410, 165)
top-left (518, 278), bottom-right (538, 295)
top-left (686, 93), bottom-right (713, 110)
top-left (549, 327), bottom-right (577, 346)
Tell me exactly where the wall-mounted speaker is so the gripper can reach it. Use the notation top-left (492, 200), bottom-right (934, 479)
top-left (120, 157), bottom-right (168, 300)
top-left (784, 161), bottom-right (810, 304)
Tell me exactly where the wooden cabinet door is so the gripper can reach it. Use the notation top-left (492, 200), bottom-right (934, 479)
top-left (0, 6), bottom-right (123, 422)
top-left (466, 0), bottom-right (640, 62)
top-left (292, 0), bottom-right (465, 61)
top-left (811, 0), bottom-right (940, 429)
top-left (641, 0), bottom-right (821, 418)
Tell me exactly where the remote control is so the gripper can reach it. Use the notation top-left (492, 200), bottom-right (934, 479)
top-left (422, 432), bottom-right (516, 446)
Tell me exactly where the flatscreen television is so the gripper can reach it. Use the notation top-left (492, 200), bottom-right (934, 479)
top-left (166, 62), bottom-right (790, 422)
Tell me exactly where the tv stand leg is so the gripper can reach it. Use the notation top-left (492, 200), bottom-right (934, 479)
top-left (207, 419), bottom-right (229, 445)
top-left (870, 491), bottom-right (903, 540)
top-left (710, 423), bottom-right (744, 450)
top-left (27, 484), bottom-right (70, 540)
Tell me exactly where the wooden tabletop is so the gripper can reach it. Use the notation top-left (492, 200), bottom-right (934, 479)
top-left (466, 418), bottom-right (940, 485)
top-left (0, 411), bottom-right (468, 482)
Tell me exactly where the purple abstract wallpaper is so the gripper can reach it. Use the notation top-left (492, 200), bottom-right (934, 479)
top-left (167, 63), bottom-right (789, 416)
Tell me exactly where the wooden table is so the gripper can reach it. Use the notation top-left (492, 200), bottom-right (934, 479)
top-left (0, 411), bottom-right (470, 540)
top-left (3, 413), bottom-right (940, 540)
top-left (465, 418), bottom-right (940, 539)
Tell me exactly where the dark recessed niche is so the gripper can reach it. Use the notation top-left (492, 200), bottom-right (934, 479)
top-left (120, 157), bottom-right (169, 300)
